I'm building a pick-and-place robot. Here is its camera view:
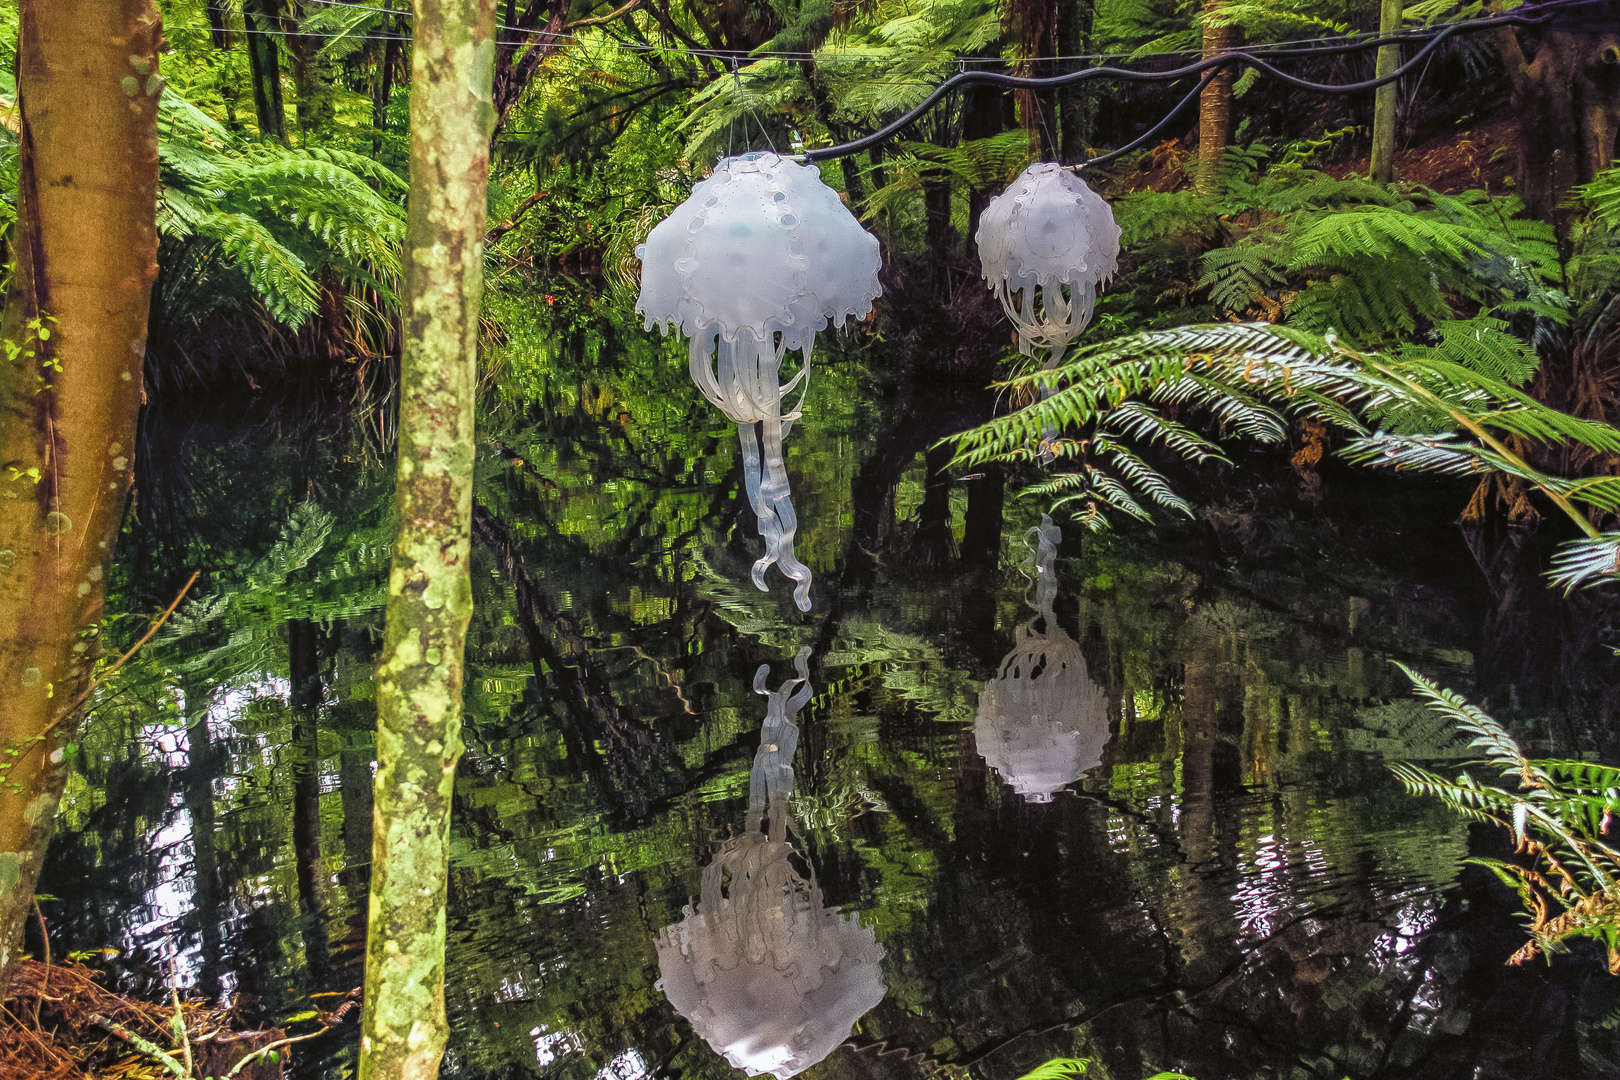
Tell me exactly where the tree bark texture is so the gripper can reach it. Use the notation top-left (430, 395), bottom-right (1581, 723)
top-left (1493, 4), bottom-right (1620, 223)
top-left (359, 1), bottom-right (495, 1078)
top-left (1196, 0), bottom-right (1239, 190)
top-left (0, 0), bottom-right (161, 989)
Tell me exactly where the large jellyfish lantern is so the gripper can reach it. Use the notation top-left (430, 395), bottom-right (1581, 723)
top-left (655, 649), bottom-right (885, 1078)
top-left (637, 153), bottom-right (882, 611)
top-left (974, 515), bottom-right (1111, 803)
top-left (976, 162), bottom-right (1121, 364)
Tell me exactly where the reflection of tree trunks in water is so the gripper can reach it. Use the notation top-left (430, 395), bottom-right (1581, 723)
top-left (961, 467), bottom-right (1005, 568)
top-left (471, 503), bottom-right (685, 816)
top-left (1175, 647), bottom-right (1233, 986)
top-left (1239, 652), bottom-right (1275, 788)
top-left (1463, 503), bottom-right (1620, 753)
top-left (289, 618), bottom-right (329, 988)
top-left (911, 445), bottom-right (958, 568)
top-left (183, 682), bottom-right (226, 1000)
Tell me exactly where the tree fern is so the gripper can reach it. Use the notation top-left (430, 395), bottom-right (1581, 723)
top-left (155, 87), bottom-right (407, 328)
top-left (1391, 667), bottom-right (1620, 971)
top-left (951, 322), bottom-right (1620, 586)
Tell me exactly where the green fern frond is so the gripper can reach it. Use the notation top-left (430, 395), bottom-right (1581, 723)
top-left (193, 210), bottom-right (320, 325)
top-left (1013, 1059), bottom-right (1091, 1080)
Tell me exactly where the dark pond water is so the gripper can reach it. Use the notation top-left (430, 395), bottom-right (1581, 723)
top-left (41, 283), bottom-right (1620, 1080)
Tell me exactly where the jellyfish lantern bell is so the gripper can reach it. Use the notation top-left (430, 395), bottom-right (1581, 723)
top-left (976, 162), bottom-right (1122, 359)
top-left (636, 152), bottom-right (883, 611)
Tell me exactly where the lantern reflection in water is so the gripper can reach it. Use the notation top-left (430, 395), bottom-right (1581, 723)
top-left (636, 153), bottom-right (882, 610)
top-left (974, 515), bottom-right (1111, 802)
top-left (654, 648), bottom-right (885, 1077)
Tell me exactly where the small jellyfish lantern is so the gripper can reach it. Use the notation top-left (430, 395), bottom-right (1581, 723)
top-left (637, 153), bottom-right (882, 611)
top-left (976, 162), bottom-right (1121, 364)
top-left (655, 649), bottom-right (885, 1078)
top-left (974, 515), bottom-right (1111, 803)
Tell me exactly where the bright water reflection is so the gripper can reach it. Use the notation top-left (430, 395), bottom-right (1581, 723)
top-left (44, 280), bottom-right (1620, 1080)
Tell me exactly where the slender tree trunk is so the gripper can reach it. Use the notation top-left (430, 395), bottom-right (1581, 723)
top-left (206, 1), bottom-right (234, 48)
top-left (281, 1), bottom-right (338, 138)
top-left (244, 0), bottom-right (288, 142)
top-left (373, 23), bottom-right (401, 155)
top-left (1196, 0), bottom-right (1239, 189)
top-left (1368, 0), bottom-right (1402, 183)
top-left (1057, 0), bottom-right (1097, 164)
top-left (359, 1), bottom-right (495, 1077)
top-left (0, 0), bottom-right (161, 990)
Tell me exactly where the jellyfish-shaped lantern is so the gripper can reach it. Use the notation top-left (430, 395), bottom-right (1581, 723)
top-left (655, 649), bottom-right (886, 1078)
top-left (974, 515), bottom-right (1111, 802)
top-left (976, 163), bottom-right (1121, 363)
top-left (637, 153), bottom-right (883, 611)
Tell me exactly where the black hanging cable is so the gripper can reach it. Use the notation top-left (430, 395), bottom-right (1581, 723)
top-left (796, 0), bottom-right (1606, 165)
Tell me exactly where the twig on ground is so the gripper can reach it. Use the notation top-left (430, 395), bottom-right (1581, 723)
top-left (168, 947), bottom-right (193, 1078)
top-left (225, 1026), bottom-right (331, 1077)
top-left (32, 898), bottom-right (48, 1026)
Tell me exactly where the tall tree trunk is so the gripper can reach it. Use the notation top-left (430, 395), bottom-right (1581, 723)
top-left (280, 1), bottom-right (338, 138)
top-left (1493, 6), bottom-right (1620, 224)
top-left (1012, 0), bottom-right (1062, 158)
top-left (206, 0), bottom-right (234, 48)
top-left (373, 22), bottom-right (401, 155)
top-left (1368, 0), bottom-right (1402, 183)
top-left (0, 0), bottom-right (161, 990)
top-left (1196, 0), bottom-right (1239, 190)
top-left (244, 0), bottom-right (288, 142)
top-left (359, 1), bottom-right (495, 1077)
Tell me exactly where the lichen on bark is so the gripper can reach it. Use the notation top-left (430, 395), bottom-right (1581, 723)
top-left (359, 3), bottom-right (496, 1080)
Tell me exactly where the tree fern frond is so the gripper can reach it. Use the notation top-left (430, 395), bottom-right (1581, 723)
top-left (1547, 534), bottom-right (1620, 592)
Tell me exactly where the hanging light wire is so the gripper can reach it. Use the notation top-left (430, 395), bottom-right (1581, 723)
top-left (292, 0), bottom-right (1604, 66)
top-left (796, 0), bottom-right (1608, 165)
top-left (201, 0), bottom-right (1606, 165)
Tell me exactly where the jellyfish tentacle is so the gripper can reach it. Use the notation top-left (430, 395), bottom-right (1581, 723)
top-left (737, 419), bottom-right (784, 595)
top-left (759, 415), bottom-right (813, 611)
top-left (779, 336), bottom-right (812, 440)
top-left (690, 333), bottom-right (727, 413)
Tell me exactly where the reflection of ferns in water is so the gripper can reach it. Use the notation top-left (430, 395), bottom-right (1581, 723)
top-left (154, 500), bottom-right (391, 681)
top-left (1392, 666), bottom-right (1620, 972)
top-left (1345, 699), bottom-right (1471, 761)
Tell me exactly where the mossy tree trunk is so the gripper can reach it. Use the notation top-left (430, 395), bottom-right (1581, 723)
top-left (358, 2), bottom-right (495, 1078)
top-left (1368, 0), bottom-right (1402, 184)
top-left (0, 0), bottom-right (162, 990)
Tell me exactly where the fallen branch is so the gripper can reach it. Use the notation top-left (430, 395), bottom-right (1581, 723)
top-left (90, 1013), bottom-right (187, 1079)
